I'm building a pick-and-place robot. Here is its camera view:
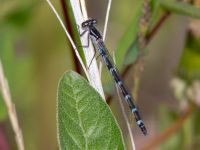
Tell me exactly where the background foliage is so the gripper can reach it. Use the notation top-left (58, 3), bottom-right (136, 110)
top-left (0, 0), bottom-right (200, 150)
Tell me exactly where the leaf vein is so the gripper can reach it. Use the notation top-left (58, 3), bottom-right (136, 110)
top-left (60, 119), bottom-right (82, 149)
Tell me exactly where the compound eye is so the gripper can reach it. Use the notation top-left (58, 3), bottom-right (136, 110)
top-left (82, 22), bottom-right (88, 28)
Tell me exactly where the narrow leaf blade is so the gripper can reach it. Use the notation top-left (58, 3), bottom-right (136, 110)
top-left (161, 1), bottom-right (200, 19)
top-left (115, 1), bottom-right (143, 70)
top-left (57, 71), bottom-right (125, 150)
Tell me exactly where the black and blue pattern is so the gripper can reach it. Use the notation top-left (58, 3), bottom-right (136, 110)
top-left (81, 19), bottom-right (147, 135)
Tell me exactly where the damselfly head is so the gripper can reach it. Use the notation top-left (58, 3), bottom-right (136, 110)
top-left (82, 19), bottom-right (97, 28)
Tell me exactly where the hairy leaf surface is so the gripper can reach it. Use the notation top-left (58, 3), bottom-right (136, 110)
top-left (57, 71), bottom-right (125, 150)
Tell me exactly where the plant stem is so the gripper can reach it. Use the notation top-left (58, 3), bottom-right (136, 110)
top-left (70, 0), bottom-right (105, 99)
top-left (46, 0), bottom-right (90, 80)
top-left (121, 12), bottom-right (171, 79)
top-left (103, 0), bottom-right (112, 41)
top-left (146, 12), bottom-right (171, 44)
top-left (116, 87), bottom-right (136, 150)
top-left (0, 61), bottom-right (25, 150)
top-left (60, 0), bottom-right (81, 73)
top-left (139, 106), bottom-right (193, 150)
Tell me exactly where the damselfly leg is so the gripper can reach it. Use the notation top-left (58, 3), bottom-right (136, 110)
top-left (78, 24), bottom-right (102, 69)
top-left (80, 19), bottom-right (147, 135)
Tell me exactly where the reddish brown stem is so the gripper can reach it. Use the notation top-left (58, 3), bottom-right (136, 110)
top-left (121, 12), bottom-right (171, 78)
top-left (139, 106), bottom-right (194, 150)
top-left (106, 13), bottom-right (171, 103)
top-left (146, 12), bottom-right (170, 44)
top-left (60, 0), bottom-right (81, 73)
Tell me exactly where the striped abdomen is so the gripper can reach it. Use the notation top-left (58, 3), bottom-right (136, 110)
top-left (96, 41), bottom-right (147, 134)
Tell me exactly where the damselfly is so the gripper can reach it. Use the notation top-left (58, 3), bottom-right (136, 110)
top-left (80, 19), bottom-right (147, 135)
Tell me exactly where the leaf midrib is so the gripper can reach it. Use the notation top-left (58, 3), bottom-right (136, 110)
top-left (66, 80), bottom-right (88, 149)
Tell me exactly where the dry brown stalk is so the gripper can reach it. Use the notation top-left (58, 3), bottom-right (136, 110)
top-left (0, 60), bottom-right (25, 150)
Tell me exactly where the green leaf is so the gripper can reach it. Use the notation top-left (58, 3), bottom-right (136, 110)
top-left (123, 42), bottom-right (138, 66)
top-left (150, 0), bottom-right (160, 21)
top-left (3, 4), bottom-right (34, 28)
top-left (57, 71), bottom-right (125, 150)
top-left (115, 1), bottom-right (144, 70)
top-left (177, 36), bottom-right (200, 82)
top-left (149, 0), bottom-right (164, 26)
top-left (0, 31), bottom-right (14, 121)
top-left (150, 0), bottom-right (160, 10)
top-left (161, 1), bottom-right (200, 19)
top-left (194, 109), bottom-right (200, 136)
top-left (118, 0), bottom-right (162, 67)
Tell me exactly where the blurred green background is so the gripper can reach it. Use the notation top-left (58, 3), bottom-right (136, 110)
top-left (0, 0), bottom-right (200, 150)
